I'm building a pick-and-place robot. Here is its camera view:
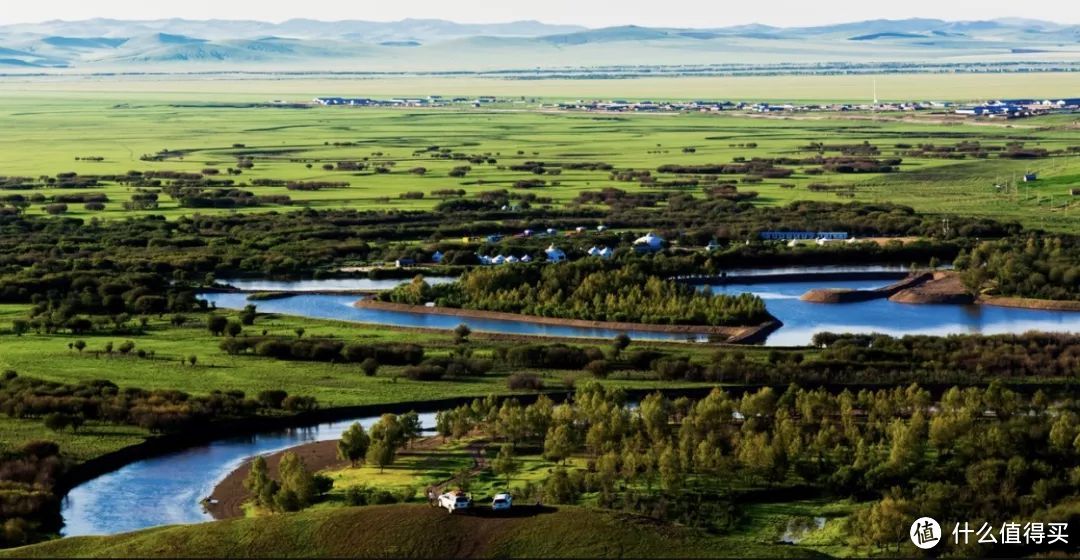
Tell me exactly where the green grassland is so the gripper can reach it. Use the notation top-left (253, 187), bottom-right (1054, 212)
top-left (0, 504), bottom-right (831, 558)
top-left (0, 302), bottom-right (717, 465)
top-left (1, 87), bottom-right (1077, 231)
top-left (0, 305), bottom-right (716, 408)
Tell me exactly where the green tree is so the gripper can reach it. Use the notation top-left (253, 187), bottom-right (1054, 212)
top-left (73, 340), bottom-right (86, 353)
top-left (658, 445), bottom-right (683, 491)
top-left (240, 304), bottom-right (257, 325)
top-left (400, 411), bottom-right (423, 447)
top-left (243, 455), bottom-right (276, 508)
top-left (543, 424), bottom-right (573, 464)
top-left (454, 323), bottom-right (471, 344)
top-left (337, 422), bottom-right (370, 467)
top-left (492, 443), bottom-right (520, 487)
top-left (360, 358), bottom-right (379, 377)
top-left (277, 451), bottom-right (316, 510)
top-left (366, 439), bottom-right (395, 473)
top-left (225, 320), bottom-right (243, 338)
top-left (206, 315), bottom-right (228, 336)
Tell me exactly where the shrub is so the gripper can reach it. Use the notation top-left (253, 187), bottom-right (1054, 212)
top-left (507, 372), bottom-right (544, 391)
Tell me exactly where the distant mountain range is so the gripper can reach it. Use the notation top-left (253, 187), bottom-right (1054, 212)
top-left (0, 17), bottom-right (1077, 72)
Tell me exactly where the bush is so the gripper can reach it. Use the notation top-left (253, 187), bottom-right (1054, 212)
top-left (586, 360), bottom-right (610, 379)
top-left (507, 372), bottom-right (544, 391)
top-left (257, 390), bottom-right (288, 408)
top-left (403, 363), bottom-right (446, 381)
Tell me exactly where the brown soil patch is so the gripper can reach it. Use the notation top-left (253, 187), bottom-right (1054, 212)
top-left (980, 295), bottom-right (1080, 311)
top-left (889, 271), bottom-right (974, 304)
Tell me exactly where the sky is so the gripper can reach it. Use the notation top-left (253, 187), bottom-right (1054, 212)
top-left (0, 0), bottom-right (1076, 28)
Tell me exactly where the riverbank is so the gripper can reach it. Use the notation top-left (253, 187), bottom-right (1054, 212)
top-left (799, 272), bottom-right (933, 303)
top-left (353, 300), bottom-right (781, 344)
top-left (205, 439), bottom-right (346, 519)
top-left (888, 273), bottom-right (974, 305)
top-left (979, 295), bottom-right (1080, 312)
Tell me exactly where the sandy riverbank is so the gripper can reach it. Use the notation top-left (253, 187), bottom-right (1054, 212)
top-left (888, 272), bottom-right (974, 305)
top-left (979, 295), bottom-right (1080, 312)
top-left (799, 272), bottom-right (933, 303)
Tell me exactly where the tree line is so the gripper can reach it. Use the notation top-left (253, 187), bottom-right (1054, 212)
top-left (437, 382), bottom-right (1079, 556)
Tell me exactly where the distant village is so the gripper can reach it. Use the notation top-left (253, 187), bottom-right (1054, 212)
top-left (308, 95), bottom-right (1080, 120)
top-left (394, 229), bottom-right (858, 268)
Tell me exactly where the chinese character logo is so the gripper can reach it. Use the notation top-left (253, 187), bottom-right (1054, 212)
top-left (911, 517), bottom-right (942, 550)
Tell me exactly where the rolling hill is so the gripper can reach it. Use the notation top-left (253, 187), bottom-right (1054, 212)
top-left (0, 505), bottom-right (819, 558)
top-left (0, 17), bottom-right (1076, 72)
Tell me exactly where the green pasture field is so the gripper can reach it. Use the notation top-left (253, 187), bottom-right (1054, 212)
top-left (1, 86), bottom-right (1077, 232)
top-left (0, 302), bottom-right (717, 464)
top-left (0, 304), bottom-right (718, 409)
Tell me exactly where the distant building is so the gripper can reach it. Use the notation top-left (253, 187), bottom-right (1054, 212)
top-left (633, 232), bottom-right (664, 252)
top-left (760, 231), bottom-right (848, 241)
top-left (1024, 173), bottom-right (1038, 182)
top-left (545, 245), bottom-right (566, 263)
top-left (705, 240), bottom-right (723, 252)
top-left (394, 258), bottom-right (415, 268)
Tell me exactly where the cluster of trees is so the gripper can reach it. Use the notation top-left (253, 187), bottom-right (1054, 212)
top-left (0, 372), bottom-right (316, 433)
top-left (380, 262), bottom-right (770, 327)
top-left (220, 337), bottom-right (424, 366)
top-left (242, 452), bottom-right (333, 513)
top-left (441, 383), bottom-right (1079, 555)
top-left (0, 440), bottom-right (64, 547)
top-left (335, 413), bottom-right (423, 472)
top-left (811, 332), bottom-right (1080, 381)
top-left (958, 236), bottom-right (1080, 300)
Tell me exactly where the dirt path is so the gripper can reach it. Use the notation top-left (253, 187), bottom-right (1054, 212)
top-left (424, 439), bottom-right (491, 504)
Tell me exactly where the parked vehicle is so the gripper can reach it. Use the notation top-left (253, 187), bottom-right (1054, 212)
top-left (491, 492), bottom-right (512, 511)
top-left (438, 490), bottom-right (472, 513)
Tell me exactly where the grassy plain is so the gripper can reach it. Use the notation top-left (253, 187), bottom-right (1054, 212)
top-left (0, 305), bottom-right (717, 408)
top-left (0, 84), bottom-right (1077, 231)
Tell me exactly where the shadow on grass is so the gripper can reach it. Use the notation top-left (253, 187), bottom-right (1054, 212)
top-left (445, 504), bottom-right (559, 519)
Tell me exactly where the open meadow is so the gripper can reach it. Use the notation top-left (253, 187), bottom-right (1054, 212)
top-left (1, 78), bottom-right (1078, 231)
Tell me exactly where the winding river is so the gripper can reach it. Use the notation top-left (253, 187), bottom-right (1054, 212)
top-left (62, 412), bottom-right (438, 536)
top-left (60, 267), bottom-right (1080, 537)
top-left (200, 271), bottom-right (1080, 347)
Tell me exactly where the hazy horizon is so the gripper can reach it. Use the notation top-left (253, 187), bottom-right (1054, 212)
top-left (1, 0), bottom-right (1077, 29)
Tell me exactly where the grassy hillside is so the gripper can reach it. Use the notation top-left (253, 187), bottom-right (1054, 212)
top-left (0, 505), bottom-right (821, 558)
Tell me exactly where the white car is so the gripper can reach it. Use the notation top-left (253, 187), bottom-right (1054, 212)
top-left (491, 492), bottom-right (512, 511)
top-left (438, 491), bottom-right (472, 514)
